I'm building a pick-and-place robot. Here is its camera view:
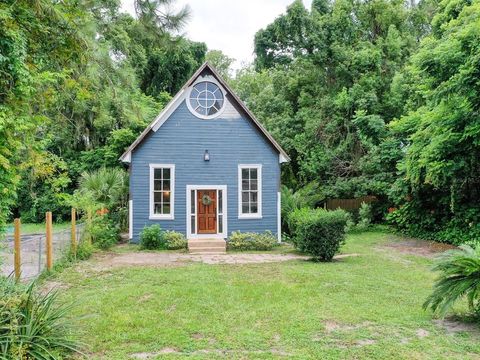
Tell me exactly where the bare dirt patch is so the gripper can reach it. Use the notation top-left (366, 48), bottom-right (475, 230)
top-left (433, 318), bottom-right (480, 335)
top-left (381, 236), bottom-right (456, 258)
top-left (87, 251), bottom-right (359, 271)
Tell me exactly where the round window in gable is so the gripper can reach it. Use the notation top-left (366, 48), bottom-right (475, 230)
top-left (188, 81), bottom-right (225, 118)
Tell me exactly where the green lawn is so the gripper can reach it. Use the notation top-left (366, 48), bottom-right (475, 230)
top-left (53, 231), bottom-right (480, 359)
top-left (6, 221), bottom-right (71, 235)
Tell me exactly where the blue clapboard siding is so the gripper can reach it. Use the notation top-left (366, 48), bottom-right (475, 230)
top-left (130, 99), bottom-right (280, 242)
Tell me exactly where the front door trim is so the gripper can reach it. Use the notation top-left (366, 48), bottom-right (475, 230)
top-left (186, 185), bottom-right (227, 240)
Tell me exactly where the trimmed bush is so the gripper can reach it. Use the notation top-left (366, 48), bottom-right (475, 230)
top-left (227, 231), bottom-right (278, 251)
top-left (0, 276), bottom-right (81, 358)
top-left (164, 231), bottom-right (188, 250)
top-left (139, 224), bottom-right (165, 250)
top-left (290, 208), bottom-right (348, 261)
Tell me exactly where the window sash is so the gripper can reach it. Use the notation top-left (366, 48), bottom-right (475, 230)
top-left (150, 164), bottom-right (174, 219)
top-left (238, 165), bottom-right (262, 217)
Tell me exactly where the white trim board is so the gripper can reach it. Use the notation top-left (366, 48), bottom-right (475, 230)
top-left (238, 164), bottom-right (262, 219)
top-left (186, 185), bottom-right (228, 240)
top-left (277, 192), bottom-right (281, 242)
top-left (149, 164), bottom-right (175, 220)
top-left (129, 199), bottom-right (133, 240)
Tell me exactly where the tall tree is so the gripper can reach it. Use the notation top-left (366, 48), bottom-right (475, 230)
top-left (389, 0), bottom-right (480, 243)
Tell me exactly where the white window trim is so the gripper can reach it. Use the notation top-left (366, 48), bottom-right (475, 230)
top-left (185, 76), bottom-right (227, 120)
top-left (186, 185), bottom-right (228, 240)
top-left (238, 164), bottom-right (262, 219)
top-left (149, 164), bottom-right (175, 220)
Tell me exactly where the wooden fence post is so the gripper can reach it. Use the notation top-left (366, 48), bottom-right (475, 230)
top-left (14, 218), bottom-right (21, 280)
top-left (46, 211), bottom-right (53, 271)
top-left (71, 208), bottom-right (77, 257)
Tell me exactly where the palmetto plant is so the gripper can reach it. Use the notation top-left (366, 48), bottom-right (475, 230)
top-left (281, 183), bottom-right (324, 235)
top-left (0, 277), bottom-right (81, 359)
top-left (424, 245), bottom-right (480, 317)
top-left (78, 167), bottom-right (128, 210)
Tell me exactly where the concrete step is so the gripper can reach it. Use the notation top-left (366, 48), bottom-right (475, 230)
top-left (188, 239), bottom-right (226, 254)
top-left (188, 240), bottom-right (226, 248)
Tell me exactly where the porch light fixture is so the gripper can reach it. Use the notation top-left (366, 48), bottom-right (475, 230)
top-left (204, 150), bottom-right (210, 161)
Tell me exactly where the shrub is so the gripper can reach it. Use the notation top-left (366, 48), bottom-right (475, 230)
top-left (356, 202), bottom-right (373, 231)
top-left (164, 231), bottom-right (187, 250)
top-left (74, 241), bottom-right (94, 260)
top-left (290, 208), bottom-right (348, 261)
top-left (0, 276), bottom-right (81, 358)
top-left (424, 245), bottom-right (480, 317)
top-left (227, 231), bottom-right (278, 251)
top-left (140, 224), bottom-right (166, 250)
top-left (89, 216), bottom-right (119, 250)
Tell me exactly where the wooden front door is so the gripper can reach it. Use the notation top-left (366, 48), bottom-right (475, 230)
top-left (197, 190), bottom-right (217, 234)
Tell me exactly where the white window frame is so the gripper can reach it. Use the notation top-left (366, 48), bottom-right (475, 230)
top-left (149, 164), bottom-right (175, 220)
top-left (238, 164), bottom-right (262, 219)
top-left (186, 77), bottom-right (227, 120)
top-left (186, 185), bottom-right (228, 239)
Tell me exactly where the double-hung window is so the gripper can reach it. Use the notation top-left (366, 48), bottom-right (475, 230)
top-left (149, 164), bottom-right (175, 219)
top-left (238, 164), bottom-right (262, 218)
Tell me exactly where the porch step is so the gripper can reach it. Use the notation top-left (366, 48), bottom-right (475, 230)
top-left (188, 239), bottom-right (226, 254)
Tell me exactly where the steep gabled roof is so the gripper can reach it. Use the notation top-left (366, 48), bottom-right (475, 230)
top-left (120, 62), bottom-right (290, 163)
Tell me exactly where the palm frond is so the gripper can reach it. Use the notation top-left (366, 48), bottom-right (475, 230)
top-left (423, 245), bottom-right (480, 317)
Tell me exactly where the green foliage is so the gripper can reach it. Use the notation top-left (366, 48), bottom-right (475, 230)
top-left (164, 231), bottom-right (188, 250)
top-left (139, 224), bottom-right (166, 250)
top-left (73, 241), bottom-right (94, 261)
top-left (205, 50), bottom-right (235, 80)
top-left (281, 183), bottom-right (323, 235)
top-left (88, 216), bottom-right (119, 250)
top-left (424, 245), bottom-right (480, 317)
top-left (356, 202), bottom-right (373, 231)
top-left (227, 231), bottom-right (278, 251)
top-left (0, 276), bottom-right (81, 358)
top-left (388, 0), bottom-right (480, 244)
top-left (290, 208), bottom-right (349, 261)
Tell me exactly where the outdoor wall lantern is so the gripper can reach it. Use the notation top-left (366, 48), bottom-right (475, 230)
top-left (204, 150), bottom-right (210, 161)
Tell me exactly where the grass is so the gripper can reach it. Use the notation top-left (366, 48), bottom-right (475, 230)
top-left (51, 231), bottom-right (480, 359)
top-left (6, 221), bottom-right (71, 235)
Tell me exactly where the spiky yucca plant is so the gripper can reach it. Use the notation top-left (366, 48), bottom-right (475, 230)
top-left (0, 277), bottom-right (81, 359)
top-left (424, 245), bottom-right (480, 317)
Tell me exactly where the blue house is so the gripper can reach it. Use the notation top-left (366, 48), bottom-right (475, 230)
top-left (120, 63), bottom-right (289, 252)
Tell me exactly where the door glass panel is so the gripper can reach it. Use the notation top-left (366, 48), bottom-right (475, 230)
top-left (191, 215), bottom-right (196, 234)
top-left (218, 215), bottom-right (223, 233)
top-left (191, 190), bottom-right (195, 213)
top-left (218, 190), bottom-right (223, 213)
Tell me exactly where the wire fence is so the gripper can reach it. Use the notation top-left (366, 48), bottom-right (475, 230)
top-left (0, 223), bottom-right (85, 280)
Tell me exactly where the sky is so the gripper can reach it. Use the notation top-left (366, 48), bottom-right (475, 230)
top-left (121, 0), bottom-right (313, 70)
